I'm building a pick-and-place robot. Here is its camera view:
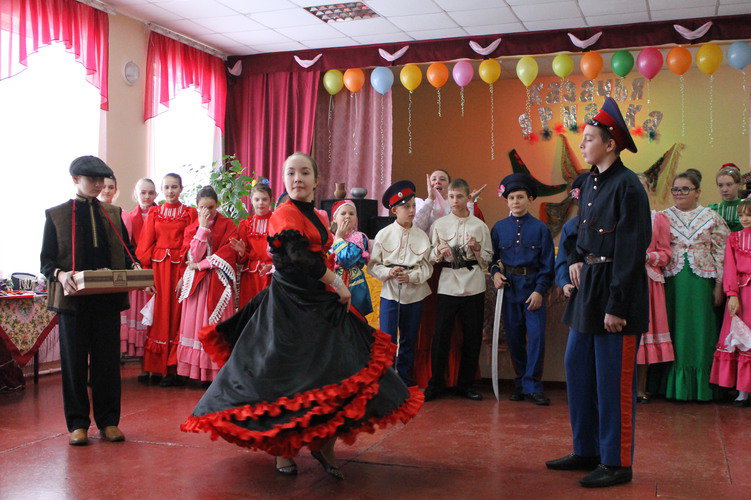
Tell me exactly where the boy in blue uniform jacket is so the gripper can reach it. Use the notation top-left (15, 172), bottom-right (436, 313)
top-left (491, 173), bottom-right (555, 406)
top-left (546, 98), bottom-right (651, 489)
top-left (555, 173), bottom-right (588, 297)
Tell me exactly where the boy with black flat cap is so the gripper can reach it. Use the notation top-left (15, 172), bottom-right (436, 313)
top-left (545, 98), bottom-right (651, 488)
top-left (40, 155), bottom-right (139, 446)
top-left (491, 173), bottom-right (555, 406)
top-left (368, 180), bottom-right (433, 386)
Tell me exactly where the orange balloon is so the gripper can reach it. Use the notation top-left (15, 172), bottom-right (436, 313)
top-left (580, 51), bottom-right (603, 80)
top-left (666, 46), bottom-right (692, 76)
top-left (426, 62), bottom-right (449, 88)
top-left (343, 68), bottom-right (365, 92)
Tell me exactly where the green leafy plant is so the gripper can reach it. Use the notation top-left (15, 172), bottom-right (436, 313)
top-left (182, 155), bottom-right (256, 222)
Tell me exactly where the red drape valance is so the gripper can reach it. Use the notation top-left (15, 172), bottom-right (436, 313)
top-left (225, 70), bottom-right (320, 198)
top-left (231, 14), bottom-right (751, 75)
top-left (0, 0), bottom-right (109, 109)
top-left (144, 31), bottom-right (227, 133)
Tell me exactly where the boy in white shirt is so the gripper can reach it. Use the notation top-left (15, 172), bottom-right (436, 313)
top-left (424, 178), bottom-right (493, 401)
top-left (368, 180), bottom-right (433, 385)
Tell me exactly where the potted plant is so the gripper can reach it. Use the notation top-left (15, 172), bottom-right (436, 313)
top-left (182, 155), bottom-right (257, 223)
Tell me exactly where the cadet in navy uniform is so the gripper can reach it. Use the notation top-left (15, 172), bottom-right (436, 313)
top-left (545, 98), bottom-right (651, 488)
top-left (490, 174), bottom-right (555, 405)
top-left (555, 173), bottom-right (588, 298)
top-left (40, 156), bottom-right (138, 446)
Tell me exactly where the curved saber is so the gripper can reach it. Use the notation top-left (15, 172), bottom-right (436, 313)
top-left (492, 286), bottom-right (504, 401)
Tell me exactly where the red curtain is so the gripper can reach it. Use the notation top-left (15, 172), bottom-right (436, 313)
top-left (143, 32), bottom-right (227, 133)
top-left (225, 70), bottom-right (320, 199)
top-left (0, 0), bottom-right (109, 109)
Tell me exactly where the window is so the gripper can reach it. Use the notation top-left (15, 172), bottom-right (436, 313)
top-left (148, 87), bottom-right (221, 202)
top-left (0, 43), bottom-right (101, 277)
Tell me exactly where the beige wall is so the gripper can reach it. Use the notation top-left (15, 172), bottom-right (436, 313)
top-left (392, 66), bottom-right (750, 225)
top-left (104, 13), bottom-right (150, 211)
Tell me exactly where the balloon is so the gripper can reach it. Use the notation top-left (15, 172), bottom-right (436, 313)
top-left (427, 62), bottom-right (449, 88)
top-left (636, 47), bottom-right (663, 80)
top-left (452, 61), bottom-right (473, 87)
top-left (666, 46), bottom-right (692, 76)
top-left (611, 50), bottom-right (634, 78)
top-left (343, 68), bottom-right (365, 92)
top-left (580, 51), bottom-right (603, 80)
top-left (728, 41), bottom-right (751, 70)
top-left (516, 56), bottom-right (538, 87)
top-left (479, 59), bottom-right (501, 85)
top-left (552, 53), bottom-right (574, 79)
top-left (696, 43), bottom-right (723, 75)
top-left (322, 69), bottom-right (343, 95)
top-left (370, 66), bottom-right (394, 95)
top-left (400, 64), bottom-right (422, 92)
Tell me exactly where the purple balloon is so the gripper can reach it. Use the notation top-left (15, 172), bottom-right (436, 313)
top-left (636, 47), bottom-right (663, 80)
top-left (452, 61), bottom-right (474, 87)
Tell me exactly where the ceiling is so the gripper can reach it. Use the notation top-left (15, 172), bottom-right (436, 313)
top-left (105, 0), bottom-right (751, 56)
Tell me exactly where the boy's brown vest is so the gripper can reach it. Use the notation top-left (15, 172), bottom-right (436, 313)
top-left (46, 200), bottom-right (130, 313)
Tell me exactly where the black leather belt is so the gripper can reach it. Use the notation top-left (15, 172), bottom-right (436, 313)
top-left (585, 254), bottom-right (614, 265)
top-left (440, 260), bottom-right (479, 270)
top-left (385, 264), bottom-right (414, 270)
top-left (502, 265), bottom-right (539, 276)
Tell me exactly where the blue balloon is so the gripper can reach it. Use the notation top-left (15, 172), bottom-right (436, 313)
top-left (728, 41), bottom-right (751, 70)
top-left (370, 67), bottom-right (394, 95)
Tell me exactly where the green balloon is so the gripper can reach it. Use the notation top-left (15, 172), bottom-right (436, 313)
top-left (323, 69), bottom-right (344, 96)
top-left (552, 53), bottom-right (574, 79)
top-left (611, 50), bottom-right (634, 78)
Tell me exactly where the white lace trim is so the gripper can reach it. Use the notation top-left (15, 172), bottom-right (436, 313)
top-left (207, 254), bottom-right (236, 325)
top-left (178, 266), bottom-right (195, 303)
top-left (663, 206), bottom-right (720, 279)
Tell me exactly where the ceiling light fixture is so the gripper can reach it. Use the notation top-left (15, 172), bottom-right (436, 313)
top-left (304, 2), bottom-right (379, 23)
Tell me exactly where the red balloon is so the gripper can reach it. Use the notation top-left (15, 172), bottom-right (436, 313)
top-left (636, 48), bottom-right (663, 80)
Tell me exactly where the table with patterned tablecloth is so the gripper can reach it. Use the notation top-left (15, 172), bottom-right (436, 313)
top-left (0, 294), bottom-right (58, 369)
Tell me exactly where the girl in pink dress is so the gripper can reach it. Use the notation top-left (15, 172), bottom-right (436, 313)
top-left (121, 178), bottom-right (157, 358)
top-left (710, 198), bottom-right (751, 407)
top-left (176, 186), bottom-right (238, 383)
top-left (636, 174), bottom-right (674, 402)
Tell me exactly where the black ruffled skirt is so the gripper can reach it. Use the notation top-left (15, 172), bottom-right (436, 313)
top-left (180, 272), bottom-right (423, 458)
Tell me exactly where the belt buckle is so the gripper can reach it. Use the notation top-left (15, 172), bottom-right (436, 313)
top-left (519, 267), bottom-right (527, 275)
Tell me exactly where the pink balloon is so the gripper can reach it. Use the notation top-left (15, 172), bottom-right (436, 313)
top-left (452, 61), bottom-right (474, 87)
top-left (636, 47), bottom-right (663, 80)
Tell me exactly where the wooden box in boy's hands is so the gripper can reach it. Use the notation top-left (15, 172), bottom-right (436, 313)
top-left (66, 269), bottom-right (154, 296)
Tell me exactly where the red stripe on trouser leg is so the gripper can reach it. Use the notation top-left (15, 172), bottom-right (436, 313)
top-left (619, 335), bottom-right (637, 467)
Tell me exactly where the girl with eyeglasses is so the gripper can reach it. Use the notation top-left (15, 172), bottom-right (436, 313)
top-left (656, 170), bottom-right (730, 401)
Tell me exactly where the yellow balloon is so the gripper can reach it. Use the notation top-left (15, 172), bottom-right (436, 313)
top-left (516, 56), bottom-right (538, 87)
top-left (479, 59), bottom-right (501, 84)
top-left (696, 42), bottom-right (723, 75)
top-left (400, 64), bottom-right (422, 92)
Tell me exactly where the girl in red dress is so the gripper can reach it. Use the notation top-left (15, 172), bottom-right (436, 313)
top-left (182, 153), bottom-right (423, 479)
top-left (122, 178), bottom-right (157, 361)
top-left (176, 186), bottom-right (238, 382)
top-left (232, 182), bottom-right (273, 309)
top-left (136, 174), bottom-right (197, 386)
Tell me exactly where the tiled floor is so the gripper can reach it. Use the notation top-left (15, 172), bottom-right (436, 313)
top-left (1, 364), bottom-right (750, 499)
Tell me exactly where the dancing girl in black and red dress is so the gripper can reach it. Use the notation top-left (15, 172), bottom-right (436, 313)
top-left (181, 152), bottom-right (423, 479)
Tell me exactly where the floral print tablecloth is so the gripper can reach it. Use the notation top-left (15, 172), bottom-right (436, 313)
top-left (0, 295), bottom-right (57, 366)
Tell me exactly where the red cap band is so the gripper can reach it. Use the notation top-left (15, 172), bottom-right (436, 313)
top-left (388, 187), bottom-right (414, 207)
top-left (589, 109), bottom-right (627, 152)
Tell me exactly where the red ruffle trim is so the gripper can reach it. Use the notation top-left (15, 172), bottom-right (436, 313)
top-left (181, 328), bottom-right (423, 457)
top-left (198, 324), bottom-right (233, 367)
top-left (144, 338), bottom-right (170, 354)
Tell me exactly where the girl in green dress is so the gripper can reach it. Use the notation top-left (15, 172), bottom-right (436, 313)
top-left (660, 171), bottom-right (730, 401)
top-left (709, 163), bottom-right (743, 232)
